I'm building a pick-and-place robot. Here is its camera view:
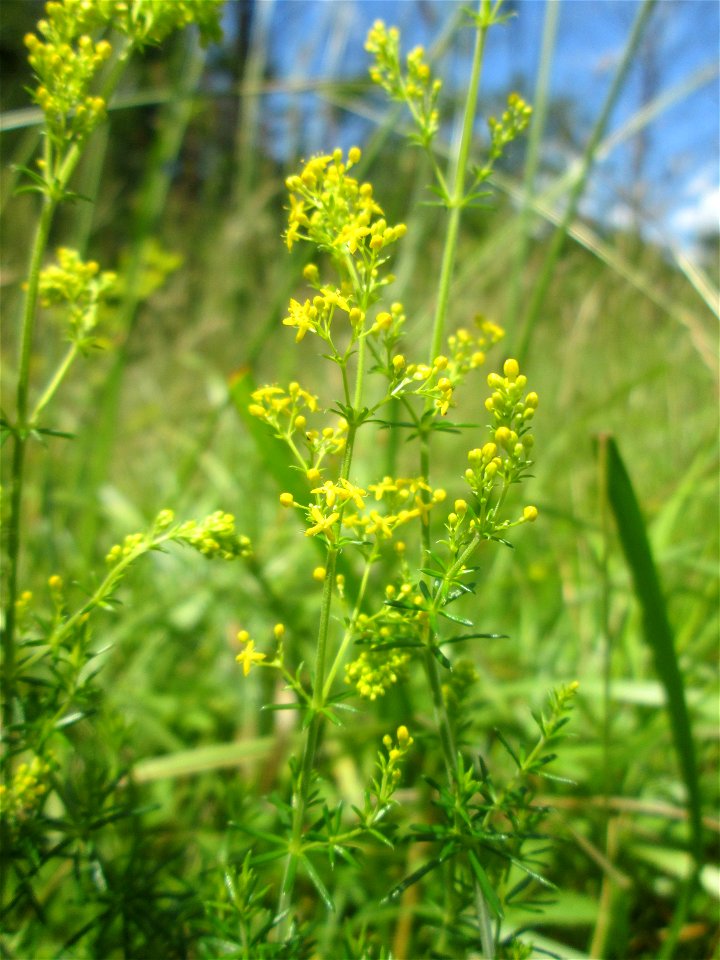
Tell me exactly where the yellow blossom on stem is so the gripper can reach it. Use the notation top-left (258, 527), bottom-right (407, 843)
top-left (305, 506), bottom-right (340, 538)
top-left (236, 638), bottom-right (266, 677)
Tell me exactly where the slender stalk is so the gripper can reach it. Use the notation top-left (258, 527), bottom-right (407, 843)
top-left (416, 7), bottom-right (497, 952)
top-left (276, 298), bottom-right (371, 935)
top-left (2, 38), bottom-right (136, 746)
top-left (505, 0), bottom-right (559, 334)
top-left (428, 2), bottom-right (488, 364)
top-left (31, 343), bottom-right (80, 423)
top-left (2, 194), bottom-right (57, 742)
top-left (514, 0), bottom-right (658, 364)
top-left (323, 547), bottom-right (377, 698)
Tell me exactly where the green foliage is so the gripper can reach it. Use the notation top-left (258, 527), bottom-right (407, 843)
top-left (1, 0), bottom-right (716, 958)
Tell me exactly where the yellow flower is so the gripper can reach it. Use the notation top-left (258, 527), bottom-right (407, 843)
top-left (305, 505), bottom-right (340, 538)
top-left (365, 510), bottom-right (395, 538)
top-left (283, 298), bottom-right (317, 341)
top-left (236, 639), bottom-right (266, 676)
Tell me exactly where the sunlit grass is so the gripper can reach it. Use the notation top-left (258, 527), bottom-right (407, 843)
top-left (1, 1), bottom-right (717, 957)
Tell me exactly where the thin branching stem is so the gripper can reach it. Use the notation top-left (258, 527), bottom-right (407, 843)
top-left (276, 284), bottom-right (372, 937)
top-left (2, 38), bottom-right (136, 753)
top-left (415, 4), bottom-right (497, 955)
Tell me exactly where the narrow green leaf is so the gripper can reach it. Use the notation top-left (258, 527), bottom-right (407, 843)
top-left (468, 850), bottom-right (504, 919)
top-left (383, 853), bottom-right (451, 902)
top-left (601, 434), bottom-right (703, 865)
top-left (300, 855), bottom-right (335, 911)
top-left (431, 645), bottom-right (452, 670)
top-left (494, 728), bottom-right (521, 768)
top-left (437, 609), bottom-right (474, 626)
top-left (443, 632), bottom-right (508, 645)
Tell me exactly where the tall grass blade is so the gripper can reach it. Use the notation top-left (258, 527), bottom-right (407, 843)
top-left (670, 245), bottom-right (720, 322)
top-left (506, 0), bottom-right (559, 335)
top-left (514, 0), bottom-right (658, 364)
top-left (73, 33), bottom-right (211, 563)
top-left (599, 434), bottom-right (703, 865)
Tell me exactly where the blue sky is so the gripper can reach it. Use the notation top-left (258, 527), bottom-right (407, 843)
top-left (224, 0), bottom-right (719, 252)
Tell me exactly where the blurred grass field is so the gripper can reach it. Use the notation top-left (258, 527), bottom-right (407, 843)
top-left (1, 1), bottom-right (718, 956)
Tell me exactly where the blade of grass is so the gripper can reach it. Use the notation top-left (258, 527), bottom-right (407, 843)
top-left (513, 0), bottom-right (658, 364)
top-left (506, 0), bottom-right (560, 334)
top-left (72, 33), bottom-right (211, 565)
top-left (133, 737), bottom-right (280, 782)
top-left (670, 244), bottom-right (720, 321)
top-left (599, 433), bottom-right (703, 958)
top-left (490, 173), bottom-right (719, 376)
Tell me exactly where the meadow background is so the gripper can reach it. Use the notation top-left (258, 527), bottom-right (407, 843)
top-left (1, 0), bottom-right (718, 957)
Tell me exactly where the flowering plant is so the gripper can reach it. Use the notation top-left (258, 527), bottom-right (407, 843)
top-left (229, 7), bottom-right (578, 957)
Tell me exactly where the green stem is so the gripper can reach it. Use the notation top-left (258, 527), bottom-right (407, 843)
top-left (2, 37), bottom-right (137, 747)
top-left (276, 299), bottom-right (370, 936)
top-left (415, 6), bottom-right (496, 954)
top-left (31, 342), bottom-right (80, 423)
top-left (505, 0), bottom-right (559, 334)
top-left (428, 1), bottom-right (488, 365)
top-left (513, 0), bottom-right (658, 365)
top-left (323, 547), bottom-right (377, 699)
top-left (2, 194), bottom-right (57, 744)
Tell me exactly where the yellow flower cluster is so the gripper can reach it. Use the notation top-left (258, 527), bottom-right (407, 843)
top-left (0, 755), bottom-right (52, 826)
top-left (392, 317), bottom-right (505, 417)
top-left (105, 532), bottom-right (146, 565)
top-left (249, 382), bottom-right (348, 470)
top-left (235, 623), bottom-right (285, 678)
top-left (485, 357), bottom-right (538, 452)
top-left (105, 510), bottom-right (252, 565)
top-left (282, 288), bottom-right (352, 343)
top-left (488, 92), bottom-right (533, 162)
top-left (345, 565), bottom-right (436, 699)
top-left (447, 315), bottom-right (505, 374)
top-left (381, 725), bottom-right (414, 784)
top-left (365, 20), bottom-right (442, 146)
top-left (458, 358), bottom-right (538, 535)
top-left (177, 512), bottom-right (253, 561)
top-left (289, 475), bottom-right (447, 543)
top-left (370, 300), bottom-right (405, 337)
top-left (38, 247), bottom-right (116, 342)
top-left (25, 22), bottom-right (111, 145)
top-left (285, 147), bottom-right (406, 263)
top-left (249, 382), bottom-right (318, 420)
top-left (24, 1), bottom-right (223, 149)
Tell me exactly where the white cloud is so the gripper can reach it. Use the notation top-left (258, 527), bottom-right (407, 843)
top-left (669, 165), bottom-right (720, 237)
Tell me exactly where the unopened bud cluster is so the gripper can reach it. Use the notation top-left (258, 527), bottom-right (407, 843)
top-left (25, 21), bottom-right (110, 145)
top-left (177, 512), bottom-right (253, 561)
top-left (441, 358), bottom-right (540, 543)
top-left (382, 724), bottom-right (414, 780)
top-left (105, 510), bottom-right (251, 565)
top-left (487, 92), bottom-right (533, 161)
top-left (38, 247), bottom-right (115, 343)
top-left (24, 0), bottom-right (223, 156)
top-left (366, 20), bottom-right (442, 146)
